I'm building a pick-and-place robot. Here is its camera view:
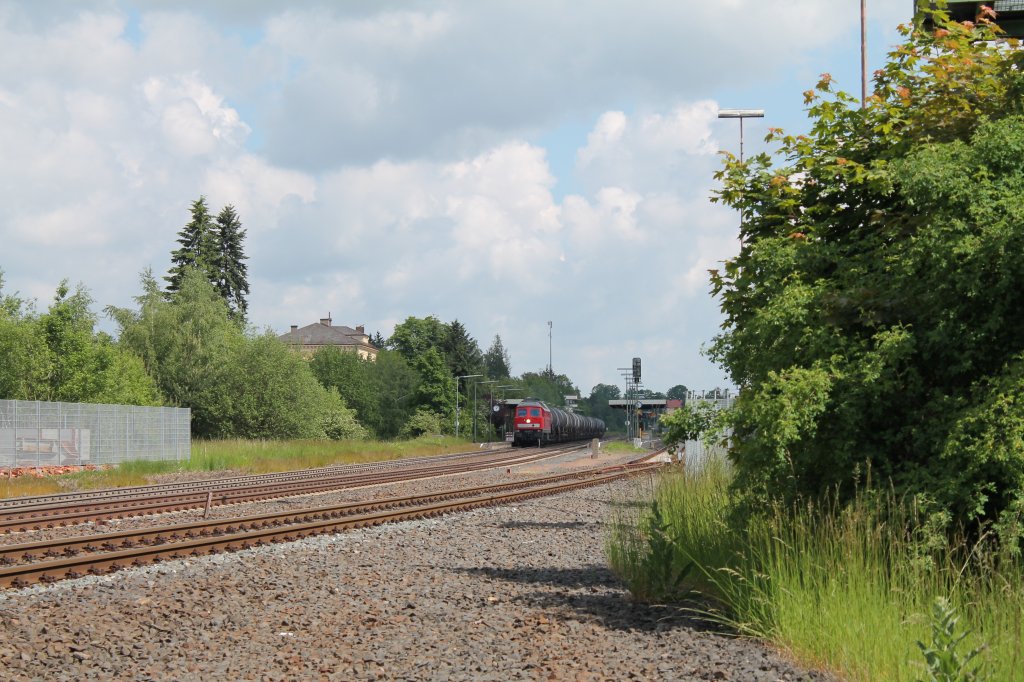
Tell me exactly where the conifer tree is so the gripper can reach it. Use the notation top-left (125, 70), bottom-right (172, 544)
top-left (213, 204), bottom-right (250, 321)
top-left (443, 320), bottom-right (483, 379)
top-left (483, 334), bottom-right (511, 379)
top-left (165, 197), bottom-right (216, 296)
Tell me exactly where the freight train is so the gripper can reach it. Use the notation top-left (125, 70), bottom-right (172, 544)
top-left (512, 398), bottom-right (606, 447)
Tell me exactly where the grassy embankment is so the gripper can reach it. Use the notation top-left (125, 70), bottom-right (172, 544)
top-left (0, 435), bottom-right (474, 500)
top-left (606, 458), bottom-right (1023, 681)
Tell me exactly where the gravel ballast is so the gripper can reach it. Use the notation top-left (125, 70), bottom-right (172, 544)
top-left (0, 451), bottom-right (831, 680)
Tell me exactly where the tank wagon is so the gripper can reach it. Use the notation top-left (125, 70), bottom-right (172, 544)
top-left (512, 398), bottom-right (605, 447)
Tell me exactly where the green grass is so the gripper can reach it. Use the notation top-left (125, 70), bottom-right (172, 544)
top-left (606, 460), bottom-right (1024, 681)
top-left (0, 435), bottom-right (476, 499)
top-left (602, 440), bottom-right (649, 454)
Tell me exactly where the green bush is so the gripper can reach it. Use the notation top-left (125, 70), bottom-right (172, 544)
top-left (709, 5), bottom-right (1024, 528)
top-left (400, 408), bottom-right (445, 438)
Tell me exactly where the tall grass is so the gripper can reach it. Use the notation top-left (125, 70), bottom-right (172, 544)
top-left (0, 435), bottom-right (473, 499)
top-left (606, 460), bottom-right (1024, 680)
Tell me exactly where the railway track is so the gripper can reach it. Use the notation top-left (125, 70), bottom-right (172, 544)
top-left (0, 445), bottom-right (583, 533)
top-left (0, 460), bottom-right (662, 589)
top-left (0, 445), bottom-right (520, 509)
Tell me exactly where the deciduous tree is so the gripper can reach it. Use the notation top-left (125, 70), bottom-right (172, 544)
top-left (666, 385), bottom-right (688, 401)
top-left (113, 268), bottom-right (363, 438)
top-left (709, 5), bottom-right (1024, 526)
top-left (0, 271), bottom-right (49, 400)
top-left (518, 371), bottom-right (579, 407)
top-left (310, 346), bottom-right (378, 434)
top-left (582, 383), bottom-right (621, 431)
top-left (660, 402), bottom-right (718, 461)
top-left (388, 316), bottom-right (449, 362)
top-left (365, 350), bottom-right (421, 439)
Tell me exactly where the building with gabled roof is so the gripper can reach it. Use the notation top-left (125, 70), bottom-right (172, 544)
top-left (278, 315), bottom-right (378, 360)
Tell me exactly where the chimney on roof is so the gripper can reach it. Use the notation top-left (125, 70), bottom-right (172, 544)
top-left (356, 325), bottom-right (365, 334)
top-left (290, 325), bottom-right (298, 333)
top-left (319, 314), bottom-right (332, 327)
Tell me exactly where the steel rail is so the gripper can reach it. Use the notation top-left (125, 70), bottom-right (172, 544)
top-left (0, 446), bottom-right (585, 532)
top-left (0, 463), bottom-right (659, 589)
top-left (0, 445), bottom-right (519, 510)
top-left (0, 462), bottom-right (659, 566)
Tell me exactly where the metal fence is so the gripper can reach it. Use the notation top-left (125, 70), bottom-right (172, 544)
top-left (0, 400), bottom-right (191, 469)
top-left (679, 438), bottom-right (730, 468)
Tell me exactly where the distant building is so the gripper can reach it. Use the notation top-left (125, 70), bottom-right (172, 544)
top-left (279, 315), bottom-right (378, 360)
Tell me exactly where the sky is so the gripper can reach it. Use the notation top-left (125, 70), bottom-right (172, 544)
top-left (0, 0), bottom-right (912, 396)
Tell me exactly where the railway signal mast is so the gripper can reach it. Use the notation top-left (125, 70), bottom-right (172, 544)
top-left (617, 357), bottom-right (643, 444)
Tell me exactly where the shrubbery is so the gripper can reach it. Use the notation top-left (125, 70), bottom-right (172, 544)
top-left (0, 275), bottom-right (161, 406)
top-left (710, 6), bottom-right (1024, 531)
top-left (108, 268), bottom-right (366, 440)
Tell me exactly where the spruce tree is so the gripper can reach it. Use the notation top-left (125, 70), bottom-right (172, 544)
top-left (165, 197), bottom-right (216, 296)
top-left (443, 320), bottom-right (483, 379)
top-left (483, 334), bottom-right (511, 379)
top-left (213, 204), bottom-right (249, 321)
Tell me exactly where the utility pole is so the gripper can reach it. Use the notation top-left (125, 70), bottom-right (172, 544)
top-left (861, 0), bottom-right (868, 108)
top-left (455, 374), bottom-right (481, 438)
top-left (547, 321), bottom-right (553, 376)
top-left (474, 380), bottom-right (498, 442)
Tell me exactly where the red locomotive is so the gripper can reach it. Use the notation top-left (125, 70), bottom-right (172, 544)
top-left (512, 398), bottom-right (606, 447)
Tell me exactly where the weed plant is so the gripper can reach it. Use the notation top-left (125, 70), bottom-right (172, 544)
top-left (606, 460), bottom-right (1023, 681)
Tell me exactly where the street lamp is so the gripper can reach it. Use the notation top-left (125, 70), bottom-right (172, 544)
top-left (455, 374), bottom-right (482, 438)
top-left (719, 108), bottom-right (765, 251)
top-left (717, 109), bottom-right (764, 163)
top-left (474, 380), bottom-right (499, 441)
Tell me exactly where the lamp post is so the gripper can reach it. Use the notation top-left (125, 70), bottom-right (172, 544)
top-left (455, 374), bottom-right (481, 438)
top-left (717, 109), bottom-right (765, 163)
top-left (718, 108), bottom-right (765, 251)
top-left (474, 380), bottom-right (499, 442)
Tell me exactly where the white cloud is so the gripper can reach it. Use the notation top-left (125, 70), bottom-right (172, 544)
top-left (244, 0), bottom-right (866, 168)
top-left (203, 155), bottom-right (316, 233)
top-left (576, 101), bottom-right (720, 194)
top-left (0, 0), bottom-right (890, 394)
top-left (143, 75), bottom-right (251, 156)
